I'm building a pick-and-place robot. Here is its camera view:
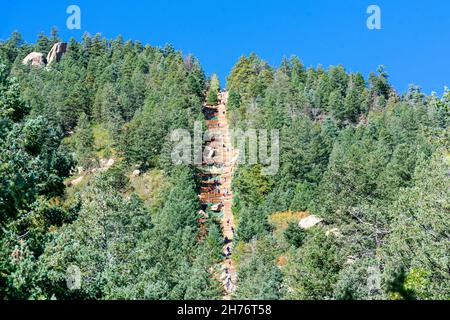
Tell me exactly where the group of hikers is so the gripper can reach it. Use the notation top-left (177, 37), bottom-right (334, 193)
top-left (224, 259), bottom-right (233, 291)
top-left (203, 92), bottom-right (236, 294)
top-left (223, 218), bottom-right (236, 292)
top-left (224, 249), bottom-right (233, 291)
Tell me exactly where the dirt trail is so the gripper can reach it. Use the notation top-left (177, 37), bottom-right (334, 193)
top-left (200, 91), bottom-right (238, 300)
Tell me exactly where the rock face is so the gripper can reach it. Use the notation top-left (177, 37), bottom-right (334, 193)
top-left (68, 176), bottom-right (84, 187)
top-left (132, 170), bottom-right (141, 178)
top-left (22, 52), bottom-right (47, 67)
top-left (299, 215), bottom-right (324, 229)
top-left (22, 42), bottom-right (67, 68)
top-left (47, 42), bottom-right (67, 65)
top-left (97, 158), bottom-right (115, 172)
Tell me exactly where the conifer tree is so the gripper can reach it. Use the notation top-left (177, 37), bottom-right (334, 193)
top-left (207, 73), bottom-right (220, 105)
top-left (74, 112), bottom-right (94, 168)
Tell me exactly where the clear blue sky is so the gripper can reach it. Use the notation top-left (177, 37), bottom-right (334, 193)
top-left (1, 0), bottom-right (449, 94)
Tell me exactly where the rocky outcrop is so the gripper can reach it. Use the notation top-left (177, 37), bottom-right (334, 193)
top-left (95, 159), bottom-right (115, 173)
top-left (22, 42), bottom-right (67, 68)
top-left (47, 42), bottom-right (67, 65)
top-left (68, 176), bottom-right (84, 187)
top-left (299, 215), bottom-right (323, 229)
top-left (22, 52), bottom-right (47, 67)
top-left (132, 170), bottom-right (141, 178)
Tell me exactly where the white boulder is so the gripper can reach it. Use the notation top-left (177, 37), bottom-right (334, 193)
top-left (298, 215), bottom-right (323, 230)
top-left (22, 52), bottom-right (47, 67)
top-left (132, 170), bottom-right (141, 178)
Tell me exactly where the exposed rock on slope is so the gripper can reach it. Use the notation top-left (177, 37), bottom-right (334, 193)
top-left (47, 42), bottom-right (67, 65)
top-left (22, 52), bottom-right (47, 66)
top-left (22, 42), bottom-right (67, 67)
top-left (299, 215), bottom-right (324, 229)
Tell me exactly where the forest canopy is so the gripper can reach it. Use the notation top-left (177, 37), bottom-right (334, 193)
top-left (0, 30), bottom-right (448, 300)
top-left (226, 54), bottom-right (449, 300)
top-left (0, 30), bottom-right (221, 300)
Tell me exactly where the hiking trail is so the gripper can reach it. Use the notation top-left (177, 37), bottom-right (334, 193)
top-left (199, 91), bottom-right (238, 300)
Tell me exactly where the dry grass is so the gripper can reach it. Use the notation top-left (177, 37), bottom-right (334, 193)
top-left (268, 210), bottom-right (309, 235)
top-left (130, 170), bottom-right (166, 206)
top-left (277, 255), bottom-right (288, 267)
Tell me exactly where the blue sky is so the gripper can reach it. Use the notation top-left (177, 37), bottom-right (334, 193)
top-left (1, 0), bottom-right (449, 94)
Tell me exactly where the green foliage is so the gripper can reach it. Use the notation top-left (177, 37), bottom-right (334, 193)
top-left (234, 237), bottom-right (284, 300)
top-left (119, 49), bottom-right (204, 169)
top-left (0, 62), bottom-right (75, 297)
top-left (74, 113), bottom-right (94, 168)
top-left (36, 173), bottom-right (152, 299)
top-left (227, 53), bottom-right (449, 300)
top-left (0, 64), bottom-right (27, 122)
top-left (284, 229), bottom-right (344, 300)
top-left (333, 256), bottom-right (383, 300)
top-left (0, 32), bottom-right (25, 70)
top-left (290, 182), bottom-right (314, 212)
top-left (206, 74), bottom-right (220, 106)
top-left (283, 222), bottom-right (307, 248)
top-left (1, 33), bottom-right (448, 301)
top-left (0, 33), bottom-right (220, 301)
top-left (233, 165), bottom-right (273, 206)
top-left (0, 116), bottom-right (73, 224)
top-left (382, 155), bottom-right (450, 300)
top-left (112, 166), bottom-right (221, 300)
top-left (369, 66), bottom-right (391, 100)
top-left (234, 165), bottom-right (274, 242)
top-left (227, 53), bottom-right (273, 103)
top-left (205, 222), bottom-right (224, 262)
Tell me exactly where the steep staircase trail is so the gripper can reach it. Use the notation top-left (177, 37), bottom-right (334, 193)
top-left (200, 91), bottom-right (238, 300)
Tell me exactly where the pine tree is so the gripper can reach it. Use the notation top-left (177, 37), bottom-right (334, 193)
top-left (50, 26), bottom-right (60, 43)
top-left (75, 113), bottom-right (94, 168)
top-left (35, 32), bottom-right (52, 53)
top-left (207, 73), bottom-right (220, 105)
top-left (329, 90), bottom-right (346, 124)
